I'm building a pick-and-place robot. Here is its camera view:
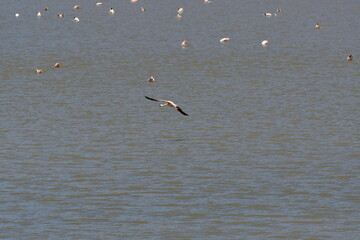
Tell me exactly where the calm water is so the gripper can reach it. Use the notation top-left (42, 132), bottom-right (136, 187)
top-left (1, 0), bottom-right (359, 239)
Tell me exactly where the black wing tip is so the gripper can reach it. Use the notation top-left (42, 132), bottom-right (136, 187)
top-left (176, 107), bottom-right (189, 116)
top-left (145, 96), bottom-right (162, 102)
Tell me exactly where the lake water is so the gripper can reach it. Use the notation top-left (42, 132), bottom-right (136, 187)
top-left (1, 0), bottom-right (359, 239)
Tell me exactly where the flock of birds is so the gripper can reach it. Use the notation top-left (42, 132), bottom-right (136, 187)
top-left (15, 1), bottom-right (354, 117)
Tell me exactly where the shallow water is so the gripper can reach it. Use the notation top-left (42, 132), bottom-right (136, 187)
top-left (1, 0), bottom-right (359, 239)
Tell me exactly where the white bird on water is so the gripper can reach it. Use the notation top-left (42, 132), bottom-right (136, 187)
top-left (73, 17), bottom-right (80, 22)
top-left (261, 40), bottom-right (269, 46)
top-left (145, 96), bottom-right (189, 116)
top-left (178, 8), bottom-right (184, 15)
top-left (220, 37), bottom-right (230, 43)
top-left (109, 8), bottom-right (115, 14)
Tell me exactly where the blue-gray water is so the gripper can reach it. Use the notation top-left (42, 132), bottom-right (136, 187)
top-left (1, 0), bottom-right (359, 239)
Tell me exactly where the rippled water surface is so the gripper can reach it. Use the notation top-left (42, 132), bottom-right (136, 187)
top-left (1, 0), bottom-right (359, 239)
